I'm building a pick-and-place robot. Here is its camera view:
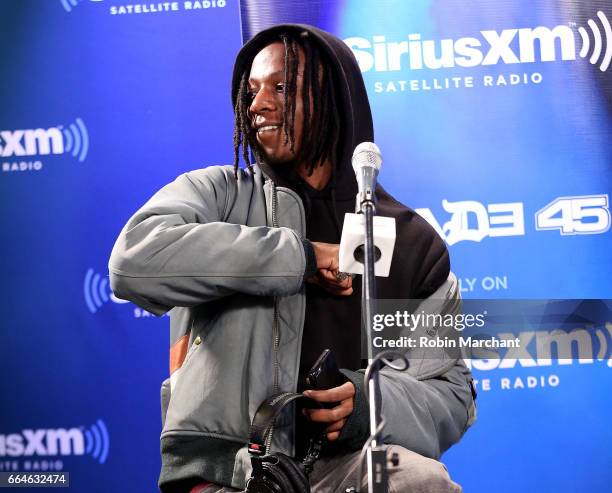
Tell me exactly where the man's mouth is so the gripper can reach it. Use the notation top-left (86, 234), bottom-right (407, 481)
top-left (256, 125), bottom-right (281, 134)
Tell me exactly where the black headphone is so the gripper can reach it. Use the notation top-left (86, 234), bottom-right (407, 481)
top-left (244, 392), bottom-right (324, 493)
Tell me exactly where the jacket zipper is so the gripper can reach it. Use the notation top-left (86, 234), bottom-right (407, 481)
top-left (266, 181), bottom-right (281, 453)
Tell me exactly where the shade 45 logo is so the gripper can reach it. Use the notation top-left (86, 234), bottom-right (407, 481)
top-left (1, 118), bottom-right (89, 173)
top-left (417, 194), bottom-right (610, 245)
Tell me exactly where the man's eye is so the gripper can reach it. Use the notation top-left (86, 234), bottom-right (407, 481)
top-left (276, 83), bottom-right (285, 92)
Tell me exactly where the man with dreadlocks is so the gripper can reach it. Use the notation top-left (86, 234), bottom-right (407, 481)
top-left (110, 24), bottom-right (474, 493)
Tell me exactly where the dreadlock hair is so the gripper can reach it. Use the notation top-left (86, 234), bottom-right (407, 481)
top-left (233, 31), bottom-right (342, 178)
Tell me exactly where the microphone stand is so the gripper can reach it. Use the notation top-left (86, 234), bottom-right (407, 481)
top-left (354, 187), bottom-right (389, 493)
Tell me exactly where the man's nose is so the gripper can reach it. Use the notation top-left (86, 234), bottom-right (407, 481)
top-left (249, 87), bottom-right (276, 114)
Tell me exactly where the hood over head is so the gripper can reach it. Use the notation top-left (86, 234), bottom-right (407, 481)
top-left (231, 23), bottom-right (373, 200)
top-left (231, 25), bottom-right (452, 388)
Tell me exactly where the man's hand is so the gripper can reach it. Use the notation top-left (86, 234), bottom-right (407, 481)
top-left (307, 242), bottom-right (353, 296)
top-left (303, 382), bottom-right (356, 441)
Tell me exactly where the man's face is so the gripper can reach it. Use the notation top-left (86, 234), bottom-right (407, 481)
top-left (248, 42), bottom-right (305, 165)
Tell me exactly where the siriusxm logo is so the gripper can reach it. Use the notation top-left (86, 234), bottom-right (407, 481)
top-left (84, 268), bottom-right (128, 314)
top-left (84, 268), bottom-right (167, 318)
top-left (467, 323), bottom-right (612, 371)
top-left (0, 420), bottom-right (109, 464)
top-left (345, 11), bottom-right (611, 73)
top-left (0, 118), bottom-right (89, 163)
top-left (60, 0), bottom-right (103, 13)
top-left (62, 0), bottom-right (227, 14)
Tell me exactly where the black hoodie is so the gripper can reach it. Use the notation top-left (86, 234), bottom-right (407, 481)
top-left (232, 24), bottom-right (450, 450)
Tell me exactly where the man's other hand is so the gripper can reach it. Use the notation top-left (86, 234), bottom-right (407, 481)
top-left (307, 242), bottom-right (353, 296)
top-left (302, 382), bottom-right (356, 441)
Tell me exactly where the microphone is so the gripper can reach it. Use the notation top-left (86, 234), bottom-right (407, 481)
top-left (339, 142), bottom-right (396, 277)
top-left (352, 142), bottom-right (382, 211)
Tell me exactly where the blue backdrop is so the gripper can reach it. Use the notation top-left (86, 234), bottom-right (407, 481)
top-left (1, 0), bottom-right (610, 491)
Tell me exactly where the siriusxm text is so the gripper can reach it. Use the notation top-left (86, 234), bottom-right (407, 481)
top-left (345, 25), bottom-right (576, 72)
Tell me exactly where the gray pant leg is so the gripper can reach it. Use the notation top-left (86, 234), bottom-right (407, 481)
top-left (310, 445), bottom-right (462, 493)
top-left (198, 446), bottom-right (461, 493)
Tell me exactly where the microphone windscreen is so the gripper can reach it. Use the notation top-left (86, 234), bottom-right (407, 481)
top-left (352, 142), bottom-right (382, 173)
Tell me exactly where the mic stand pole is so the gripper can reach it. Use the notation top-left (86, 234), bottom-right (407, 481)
top-left (358, 190), bottom-right (388, 493)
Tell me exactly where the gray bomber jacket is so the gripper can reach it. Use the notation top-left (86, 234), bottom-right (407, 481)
top-left (108, 164), bottom-right (476, 491)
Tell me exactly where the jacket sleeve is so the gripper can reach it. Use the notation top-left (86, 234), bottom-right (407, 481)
top-left (338, 274), bottom-right (476, 459)
top-left (108, 167), bottom-right (307, 315)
